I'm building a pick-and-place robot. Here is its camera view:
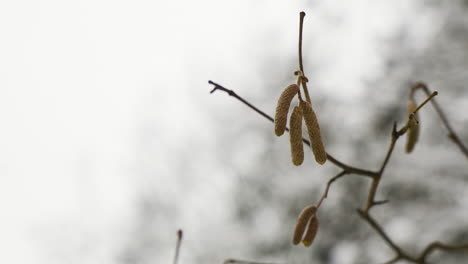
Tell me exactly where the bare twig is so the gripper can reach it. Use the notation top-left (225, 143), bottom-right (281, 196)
top-left (224, 259), bottom-right (283, 264)
top-left (208, 81), bottom-right (376, 177)
top-left (298, 12), bottom-right (311, 104)
top-left (173, 229), bottom-right (183, 264)
top-left (412, 82), bottom-right (468, 160)
top-left (418, 241), bottom-right (468, 262)
top-left (357, 210), bottom-right (412, 260)
top-left (316, 171), bottom-right (347, 209)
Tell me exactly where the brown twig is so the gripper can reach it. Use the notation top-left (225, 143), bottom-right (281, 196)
top-left (417, 241), bottom-right (468, 262)
top-left (316, 171), bottom-right (347, 209)
top-left (224, 259), bottom-right (283, 264)
top-left (298, 12), bottom-right (311, 104)
top-left (412, 82), bottom-right (468, 160)
top-left (208, 80), bottom-right (376, 177)
top-left (173, 229), bottom-right (183, 264)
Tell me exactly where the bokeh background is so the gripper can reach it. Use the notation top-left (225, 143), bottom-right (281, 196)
top-left (1, 0), bottom-right (468, 263)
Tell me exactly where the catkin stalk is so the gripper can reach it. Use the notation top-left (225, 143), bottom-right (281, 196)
top-left (275, 84), bottom-right (299, 136)
top-left (290, 106), bottom-right (304, 166)
top-left (405, 99), bottom-right (420, 153)
top-left (302, 216), bottom-right (319, 247)
top-left (300, 100), bottom-right (327, 164)
top-left (292, 205), bottom-right (316, 245)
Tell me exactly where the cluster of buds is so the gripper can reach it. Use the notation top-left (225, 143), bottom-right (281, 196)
top-left (274, 72), bottom-right (327, 166)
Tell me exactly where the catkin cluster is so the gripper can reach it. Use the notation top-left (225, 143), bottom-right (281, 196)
top-left (405, 98), bottom-right (420, 153)
top-left (292, 205), bottom-right (319, 247)
top-left (274, 80), bottom-right (327, 165)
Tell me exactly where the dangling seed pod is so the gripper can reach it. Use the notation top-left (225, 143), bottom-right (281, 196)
top-left (290, 106), bottom-right (304, 166)
top-left (292, 205), bottom-right (316, 245)
top-left (275, 84), bottom-right (299, 136)
top-left (302, 216), bottom-right (319, 247)
top-left (405, 99), bottom-right (419, 153)
top-left (300, 100), bottom-right (327, 164)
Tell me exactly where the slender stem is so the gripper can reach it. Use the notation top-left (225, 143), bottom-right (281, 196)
top-left (412, 82), bottom-right (468, 160)
top-left (173, 229), bottom-right (183, 264)
top-left (224, 259), bottom-right (283, 264)
top-left (413, 91), bottom-right (438, 114)
top-left (298, 12), bottom-right (312, 104)
top-left (418, 241), bottom-right (468, 262)
top-left (316, 171), bottom-right (347, 209)
top-left (209, 80), bottom-right (274, 122)
top-left (298, 12), bottom-right (305, 77)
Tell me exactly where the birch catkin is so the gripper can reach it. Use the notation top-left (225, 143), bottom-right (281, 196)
top-left (292, 205), bottom-right (316, 245)
top-left (300, 100), bottom-right (327, 164)
top-left (302, 216), bottom-right (319, 247)
top-left (275, 84), bottom-right (299, 136)
top-left (405, 99), bottom-right (419, 153)
top-left (290, 106), bottom-right (304, 166)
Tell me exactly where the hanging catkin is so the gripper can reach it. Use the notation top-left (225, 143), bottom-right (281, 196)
top-left (292, 205), bottom-right (316, 245)
top-left (405, 99), bottom-right (419, 153)
top-left (300, 100), bottom-right (327, 164)
top-left (302, 216), bottom-right (319, 247)
top-left (290, 106), bottom-right (304, 166)
top-left (275, 84), bottom-right (299, 136)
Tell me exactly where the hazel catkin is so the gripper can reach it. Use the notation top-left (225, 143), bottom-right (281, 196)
top-left (300, 100), bottom-right (327, 164)
top-left (292, 205), bottom-right (316, 245)
top-left (302, 216), bottom-right (319, 247)
top-left (405, 99), bottom-right (420, 153)
top-left (275, 84), bottom-right (299, 136)
top-left (289, 106), bottom-right (304, 166)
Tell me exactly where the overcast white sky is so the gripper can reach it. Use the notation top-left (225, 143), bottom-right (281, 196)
top-left (0, 1), bottom-right (445, 263)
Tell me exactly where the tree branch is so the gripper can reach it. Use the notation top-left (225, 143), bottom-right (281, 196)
top-left (412, 82), bottom-right (468, 160)
top-left (208, 80), bottom-right (376, 177)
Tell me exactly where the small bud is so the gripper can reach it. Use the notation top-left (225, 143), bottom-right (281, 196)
top-left (290, 106), bottom-right (304, 166)
top-left (300, 100), bottom-right (327, 164)
top-left (292, 205), bottom-right (316, 245)
top-left (275, 84), bottom-right (299, 136)
top-left (405, 99), bottom-right (420, 153)
top-left (302, 216), bottom-right (319, 247)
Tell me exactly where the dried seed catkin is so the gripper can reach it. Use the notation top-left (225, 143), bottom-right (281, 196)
top-left (292, 205), bottom-right (316, 245)
top-left (300, 100), bottom-right (327, 164)
top-left (302, 216), bottom-right (319, 247)
top-left (290, 106), bottom-right (304, 166)
top-left (405, 99), bottom-right (420, 153)
top-left (275, 84), bottom-right (299, 136)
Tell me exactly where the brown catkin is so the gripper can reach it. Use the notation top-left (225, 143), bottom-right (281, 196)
top-left (300, 100), bottom-right (327, 164)
top-left (405, 99), bottom-right (420, 153)
top-left (289, 106), bottom-right (304, 166)
top-left (302, 216), bottom-right (319, 247)
top-left (292, 205), bottom-right (316, 245)
top-left (275, 84), bottom-right (299, 136)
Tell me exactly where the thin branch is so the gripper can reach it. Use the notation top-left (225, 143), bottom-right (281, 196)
top-left (224, 259), bottom-right (283, 264)
top-left (298, 11), bottom-right (311, 104)
top-left (209, 80), bottom-right (273, 122)
top-left (364, 92), bottom-right (438, 213)
top-left (173, 229), bottom-right (183, 264)
top-left (208, 80), bottom-right (376, 177)
top-left (417, 241), bottom-right (468, 263)
top-left (412, 82), bottom-right (468, 160)
top-left (316, 171), bottom-right (347, 209)
top-left (357, 210), bottom-right (416, 262)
